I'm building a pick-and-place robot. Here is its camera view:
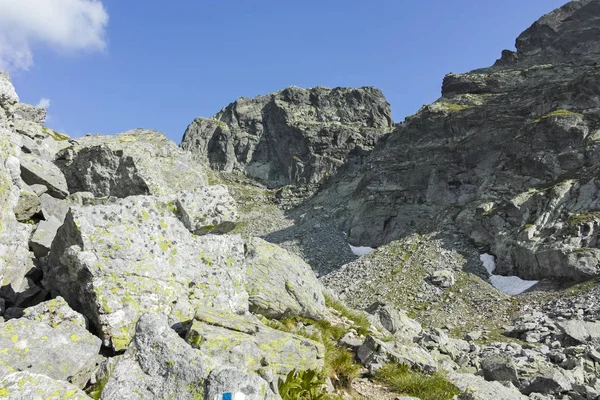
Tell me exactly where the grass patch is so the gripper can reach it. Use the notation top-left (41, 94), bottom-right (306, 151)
top-left (262, 314), bottom-right (361, 390)
top-left (373, 363), bottom-right (459, 400)
top-left (324, 293), bottom-right (371, 336)
top-left (437, 101), bottom-right (473, 112)
top-left (567, 212), bottom-right (600, 226)
top-left (42, 126), bottom-right (69, 141)
top-left (532, 109), bottom-right (583, 123)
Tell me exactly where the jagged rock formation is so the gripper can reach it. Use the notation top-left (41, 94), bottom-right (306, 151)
top-left (313, 0), bottom-right (600, 282)
top-left (2, 2), bottom-right (600, 399)
top-left (180, 86), bottom-right (393, 187)
top-left (0, 70), bottom-right (333, 399)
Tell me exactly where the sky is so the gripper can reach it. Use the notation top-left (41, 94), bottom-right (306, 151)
top-left (1, 0), bottom-right (568, 143)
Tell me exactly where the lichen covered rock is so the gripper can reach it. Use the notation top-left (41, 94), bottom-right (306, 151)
top-left (99, 313), bottom-right (209, 400)
top-left (245, 237), bottom-right (327, 320)
top-left (58, 129), bottom-right (206, 197)
top-left (0, 372), bottom-right (91, 400)
top-left (186, 306), bottom-right (324, 376)
top-left (44, 194), bottom-right (248, 351)
top-left (176, 185), bottom-right (238, 235)
top-left (0, 317), bottom-right (101, 387)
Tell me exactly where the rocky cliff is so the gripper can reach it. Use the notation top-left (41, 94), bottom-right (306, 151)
top-left (2, 1), bottom-right (600, 399)
top-left (180, 86), bottom-right (393, 187)
top-left (312, 0), bottom-right (600, 282)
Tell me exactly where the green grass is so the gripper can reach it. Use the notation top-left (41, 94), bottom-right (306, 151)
top-left (567, 212), bottom-right (600, 226)
top-left (324, 294), bottom-right (371, 336)
top-left (262, 313), bottom-right (362, 390)
top-left (437, 101), bottom-right (473, 112)
top-left (532, 109), bottom-right (583, 123)
top-left (373, 363), bottom-right (459, 400)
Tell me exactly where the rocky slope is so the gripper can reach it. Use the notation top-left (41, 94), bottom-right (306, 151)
top-left (1, 1), bottom-right (600, 399)
top-left (303, 0), bottom-right (600, 283)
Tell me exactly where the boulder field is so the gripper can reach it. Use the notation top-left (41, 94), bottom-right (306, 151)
top-left (1, 1), bottom-right (600, 399)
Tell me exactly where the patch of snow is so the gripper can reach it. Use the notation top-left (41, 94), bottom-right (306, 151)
top-left (480, 253), bottom-right (539, 296)
top-left (349, 244), bottom-right (375, 256)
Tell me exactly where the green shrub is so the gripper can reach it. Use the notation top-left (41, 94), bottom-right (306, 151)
top-left (323, 341), bottom-right (361, 389)
top-left (373, 363), bottom-right (459, 400)
top-left (262, 312), bottom-right (363, 390)
top-left (279, 369), bottom-right (328, 400)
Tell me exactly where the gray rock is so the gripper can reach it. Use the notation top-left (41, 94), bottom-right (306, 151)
top-left (39, 193), bottom-right (69, 222)
top-left (99, 313), bottom-right (209, 400)
top-left (181, 86), bottom-right (393, 187)
top-left (431, 270), bottom-right (456, 288)
top-left (245, 237), bottom-right (327, 320)
top-left (204, 367), bottom-right (279, 400)
top-left (176, 185), bottom-right (238, 235)
top-left (339, 331), bottom-right (364, 350)
top-left (57, 129), bottom-right (207, 197)
top-left (0, 70), bottom-right (18, 107)
top-left (22, 296), bottom-right (87, 329)
top-left (13, 103), bottom-right (46, 124)
top-left (357, 335), bottom-right (437, 373)
top-left (0, 317), bottom-right (101, 388)
top-left (19, 153), bottom-right (68, 199)
top-left (44, 195), bottom-right (249, 351)
top-left (0, 372), bottom-right (90, 399)
top-left (366, 302), bottom-right (422, 339)
top-left (29, 184), bottom-right (48, 196)
top-left (29, 215), bottom-right (62, 258)
top-left (186, 306), bottom-right (324, 376)
top-left (0, 222), bottom-right (38, 307)
top-left (465, 331), bottom-right (483, 341)
top-left (14, 184), bottom-right (40, 222)
top-left (449, 373), bottom-right (527, 400)
top-left (480, 354), bottom-right (519, 386)
top-left (521, 364), bottom-right (573, 395)
top-left (557, 319), bottom-right (600, 344)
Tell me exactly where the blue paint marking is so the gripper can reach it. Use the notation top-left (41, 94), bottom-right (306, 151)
top-left (222, 393), bottom-right (232, 400)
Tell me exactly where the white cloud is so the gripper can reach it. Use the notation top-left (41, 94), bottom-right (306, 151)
top-left (0, 0), bottom-right (108, 71)
top-left (36, 98), bottom-right (51, 109)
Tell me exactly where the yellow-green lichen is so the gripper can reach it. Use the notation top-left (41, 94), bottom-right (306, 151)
top-left (532, 109), bottom-right (583, 123)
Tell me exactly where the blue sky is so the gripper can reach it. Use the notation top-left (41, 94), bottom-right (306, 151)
top-left (3, 0), bottom-right (567, 142)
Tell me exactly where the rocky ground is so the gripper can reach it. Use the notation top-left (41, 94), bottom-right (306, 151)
top-left (2, 1), bottom-right (600, 400)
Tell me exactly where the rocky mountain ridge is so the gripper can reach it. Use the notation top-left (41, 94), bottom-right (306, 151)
top-left (1, 1), bottom-right (600, 399)
top-left (294, 0), bottom-right (600, 283)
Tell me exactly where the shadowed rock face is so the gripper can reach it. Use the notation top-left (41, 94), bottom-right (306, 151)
top-left (181, 86), bottom-right (393, 187)
top-left (315, 0), bottom-right (600, 281)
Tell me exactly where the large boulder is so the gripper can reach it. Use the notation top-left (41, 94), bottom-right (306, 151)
top-left (44, 194), bottom-right (248, 351)
top-left (181, 86), bottom-right (393, 187)
top-left (0, 316), bottom-right (101, 388)
top-left (204, 367), bottom-right (279, 400)
top-left (99, 313), bottom-right (210, 400)
top-left (480, 354), bottom-right (519, 386)
top-left (13, 103), bottom-right (46, 124)
top-left (357, 335), bottom-right (437, 373)
top-left (0, 71), bottom-right (18, 107)
top-left (30, 215), bottom-right (62, 258)
top-left (186, 306), bottom-right (324, 376)
top-left (365, 302), bottom-right (422, 340)
top-left (0, 372), bottom-right (91, 400)
top-left (245, 237), bottom-right (327, 320)
top-left (449, 373), bottom-right (527, 400)
top-left (556, 319), bottom-right (600, 344)
top-left (19, 153), bottom-right (69, 199)
top-left (57, 129), bottom-right (206, 197)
